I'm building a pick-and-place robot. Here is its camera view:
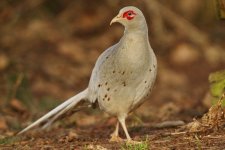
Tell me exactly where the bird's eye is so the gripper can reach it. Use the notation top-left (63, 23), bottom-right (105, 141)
top-left (128, 12), bottom-right (132, 16)
top-left (123, 10), bottom-right (136, 20)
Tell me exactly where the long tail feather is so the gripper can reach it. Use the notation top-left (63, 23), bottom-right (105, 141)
top-left (17, 89), bottom-right (88, 135)
top-left (41, 103), bottom-right (91, 129)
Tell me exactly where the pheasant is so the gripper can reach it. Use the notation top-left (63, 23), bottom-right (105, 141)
top-left (18, 6), bottom-right (157, 142)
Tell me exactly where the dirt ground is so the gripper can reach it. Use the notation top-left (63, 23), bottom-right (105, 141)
top-left (0, 0), bottom-right (225, 149)
top-left (1, 125), bottom-right (225, 149)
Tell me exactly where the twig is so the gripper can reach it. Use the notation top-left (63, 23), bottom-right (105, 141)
top-left (11, 73), bottom-right (24, 99)
top-left (150, 120), bottom-right (185, 129)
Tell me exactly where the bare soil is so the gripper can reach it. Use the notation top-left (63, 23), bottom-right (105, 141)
top-left (0, 0), bottom-right (225, 149)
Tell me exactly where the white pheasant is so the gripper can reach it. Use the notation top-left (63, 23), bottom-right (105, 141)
top-left (18, 6), bottom-right (157, 142)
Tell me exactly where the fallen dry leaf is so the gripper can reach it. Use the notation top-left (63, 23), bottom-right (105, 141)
top-left (170, 42), bottom-right (200, 65)
top-left (67, 131), bottom-right (78, 142)
top-left (0, 117), bottom-right (8, 130)
top-left (10, 99), bottom-right (26, 112)
top-left (0, 53), bottom-right (9, 71)
top-left (181, 93), bottom-right (225, 132)
top-left (86, 144), bottom-right (108, 150)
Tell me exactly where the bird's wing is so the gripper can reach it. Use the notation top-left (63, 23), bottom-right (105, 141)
top-left (88, 44), bottom-right (118, 103)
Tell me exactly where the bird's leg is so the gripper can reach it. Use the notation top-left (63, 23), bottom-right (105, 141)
top-left (111, 121), bottom-right (119, 137)
top-left (118, 116), bottom-right (131, 141)
top-left (109, 121), bottom-right (123, 142)
top-left (118, 116), bottom-right (142, 144)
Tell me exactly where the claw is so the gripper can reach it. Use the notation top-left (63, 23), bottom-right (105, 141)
top-left (109, 134), bottom-right (123, 142)
top-left (125, 139), bottom-right (142, 144)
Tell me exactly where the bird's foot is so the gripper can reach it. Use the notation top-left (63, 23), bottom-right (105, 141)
top-left (109, 134), bottom-right (123, 142)
top-left (125, 139), bottom-right (142, 145)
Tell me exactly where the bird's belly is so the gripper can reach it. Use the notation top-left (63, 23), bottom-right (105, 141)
top-left (97, 83), bottom-right (137, 116)
top-left (97, 67), bottom-right (155, 116)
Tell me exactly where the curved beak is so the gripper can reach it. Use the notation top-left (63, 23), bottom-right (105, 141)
top-left (110, 14), bottom-right (122, 25)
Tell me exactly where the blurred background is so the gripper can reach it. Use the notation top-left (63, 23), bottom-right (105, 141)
top-left (0, 0), bottom-right (225, 137)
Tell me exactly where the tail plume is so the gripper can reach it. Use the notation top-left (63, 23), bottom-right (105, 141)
top-left (17, 89), bottom-right (88, 135)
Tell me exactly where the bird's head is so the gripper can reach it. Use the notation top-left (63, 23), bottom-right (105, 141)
top-left (110, 6), bottom-right (146, 30)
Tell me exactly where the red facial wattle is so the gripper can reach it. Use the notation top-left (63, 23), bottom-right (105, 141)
top-left (123, 10), bottom-right (136, 20)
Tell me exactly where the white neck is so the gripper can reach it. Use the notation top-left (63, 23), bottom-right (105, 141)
top-left (124, 19), bottom-right (148, 36)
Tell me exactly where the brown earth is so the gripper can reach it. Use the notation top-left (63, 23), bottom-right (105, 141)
top-left (0, 0), bottom-right (225, 149)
